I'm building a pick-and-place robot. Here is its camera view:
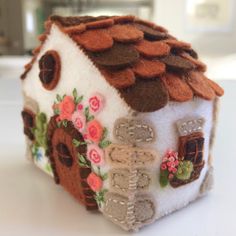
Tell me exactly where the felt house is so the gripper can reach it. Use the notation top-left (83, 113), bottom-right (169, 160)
top-left (20, 15), bottom-right (224, 231)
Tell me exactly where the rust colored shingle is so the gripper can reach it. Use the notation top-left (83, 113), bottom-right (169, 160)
top-left (73, 29), bottom-right (113, 52)
top-left (100, 68), bottom-right (135, 89)
top-left (108, 24), bottom-right (144, 43)
top-left (135, 40), bottom-right (170, 58)
top-left (186, 71), bottom-right (216, 100)
top-left (161, 73), bottom-right (193, 102)
top-left (132, 59), bottom-right (166, 79)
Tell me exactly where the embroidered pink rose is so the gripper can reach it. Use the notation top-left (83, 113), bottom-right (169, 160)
top-left (161, 150), bottom-right (179, 174)
top-left (87, 172), bottom-right (102, 192)
top-left (87, 144), bottom-right (104, 166)
top-left (72, 111), bottom-right (86, 132)
top-left (87, 120), bottom-right (103, 143)
top-left (89, 93), bottom-right (104, 114)
top-left (59, 96), bottom-right (75, 121)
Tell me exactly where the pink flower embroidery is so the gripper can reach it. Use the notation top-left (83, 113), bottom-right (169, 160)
top-left (161, 150), bottom-right (179, 174)
top-left (89, 93), bottom-right (104, 114)
top-left (87, 144), bottom-right (104, 166)
top-left (87, 172), bottom-right (103, 192)
top-left (58, 96), bottom-right (75, 121)
top-left (87, 120), bottom-right (103, 143)
top-left (77, 103), bottom-right (83, 111)
top-left (161, 163), bottom-right (167, 170)
top-left (72, 111), bottom-right (86, 132)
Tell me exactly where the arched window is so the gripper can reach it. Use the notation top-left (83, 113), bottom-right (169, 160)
top-left (39, 50), bottom-right (61, 90)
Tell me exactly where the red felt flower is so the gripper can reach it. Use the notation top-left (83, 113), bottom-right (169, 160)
top-left (58, 96), bottom-right (75, 120)
top-left (87, 120), bottom-right (103, 143)
top-left (87, 172), bottom-right (103, 192)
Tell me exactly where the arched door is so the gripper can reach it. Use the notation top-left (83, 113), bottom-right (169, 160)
top-left (47, 116), bottom-right (97, 210)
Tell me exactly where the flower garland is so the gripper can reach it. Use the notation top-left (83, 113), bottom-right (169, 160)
top-left (159, 150), bottom-right (193, 187)
top-left (53, 88), bottom-right (110, 207)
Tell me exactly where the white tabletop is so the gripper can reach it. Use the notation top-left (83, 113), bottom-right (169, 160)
top-left (0, 79), bottom-right (235, 236)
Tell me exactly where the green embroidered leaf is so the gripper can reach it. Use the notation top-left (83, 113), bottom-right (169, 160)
top-left (72, 88), bottom-right (78, 99)
top-left (62, 120), bottom-right (68, 127)
top-left (77, 154), bottom-right (90, 167)
top-left (73, 139), bottom-right (86, 147)
top-left (160, 169), bottom-right (169, 187)
top-left (95, 189), bottom-right (108, 207)
top-left (99, 140), bottom-right (111, 149)
top-left (75, 95), bottom-right (83, 105)
top-left (101, 173), bottom-right (108, 181)
top-left (56, 94), bottom-right (62, 102)
top-left (84, 106), bottom-right (94, 121)
top-left (45, 163), bottom-right (52, 173)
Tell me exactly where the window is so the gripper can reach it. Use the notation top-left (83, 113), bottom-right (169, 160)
top-left (179, 132), bottom-right (204, 165)
top-left (39, 50), bottom-right (61, 90)
top-left (21, 109), bottom-right (35, 140)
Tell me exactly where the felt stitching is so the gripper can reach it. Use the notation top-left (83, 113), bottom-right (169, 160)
top-left (176, 117), bottom-right (205, 136)
top-left (110, 169), bottom-right (152, 194)
top-left (105, 144), bottom-right (157, 168)
top-left (113, 118), bottom-right (156, 144)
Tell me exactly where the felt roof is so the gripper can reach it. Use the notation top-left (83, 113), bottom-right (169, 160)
top-left (21, 15), bottom-right (224, 112)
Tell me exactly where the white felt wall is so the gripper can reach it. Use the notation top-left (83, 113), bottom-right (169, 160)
top-left (138, 98), bottom-right (213, 219)
top-left (22, 24), bottom-right (132, 141)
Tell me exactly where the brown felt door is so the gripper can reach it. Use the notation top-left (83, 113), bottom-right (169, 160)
top-left (52, 128), bottom-right (85, 203)
top-left (47, 117), bottom-right (98, 210)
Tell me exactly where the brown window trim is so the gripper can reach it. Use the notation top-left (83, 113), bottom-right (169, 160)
top-left (39, 50), bottom-right (61, 90)
top-left (178, 132), bottom-right (204, 164)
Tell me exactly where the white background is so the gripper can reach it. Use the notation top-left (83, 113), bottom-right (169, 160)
top-left (0, 77), bottom-right (235, 235)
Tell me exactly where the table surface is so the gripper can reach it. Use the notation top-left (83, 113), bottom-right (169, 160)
top-left (0, 79), bottom-right (235, 236)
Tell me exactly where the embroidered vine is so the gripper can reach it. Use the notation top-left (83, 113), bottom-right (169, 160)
top-left (159, 150), bottom-right (193, 187)
top-left (53, 88), bottom-right (111, 207)
top-left (31, 112), bottom-right (53, 175)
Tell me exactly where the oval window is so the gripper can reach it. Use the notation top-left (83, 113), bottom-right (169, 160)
top-left (39, 50), bottom-right (61, 90)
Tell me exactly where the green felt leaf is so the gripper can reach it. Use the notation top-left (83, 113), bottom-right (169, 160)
top-left (101, 173), bottom-right (108, 181)
top-left (72, 88), bottom-right (78, 99)
top-left (99, 140), bottom-right (111, 149)
top-left (56, 94), bottom-right (62, 102)
top-left (175, 161), bottom-right (193, 180)
top-left (160, 169), bottom-right (169, 187)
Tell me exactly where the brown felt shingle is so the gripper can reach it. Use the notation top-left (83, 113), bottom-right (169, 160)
top-left (133, 23), bottom-right (168, 40)
top-left (186, 71), bottom-right (216, 100)
top-left (113, 15), bottom-right (135, 24)
top-left (88, 43), bottom-right (139, 68)
top-left (180, 52), bottom-right (207, 72)
top-left (73, 29), bottom-right (113, 52)
top-left (108, 24), bottom-right (144, 43)
top-left (119, 78), bottom-right (169, 112)
top-left (161, 55), bottom-right (196, 72)
top-left (161, 73), bottom-right (193, 102)
top-left (206, 78), bottom-right (224, 96)
top-left (135, 40), bottom-right (170, 58)
top-left (163, 39), bottom-right (191, 49)
top-left (132, 59), bottom-right (166, 79)
top-left (100, 68), bottom-right (136, 89)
